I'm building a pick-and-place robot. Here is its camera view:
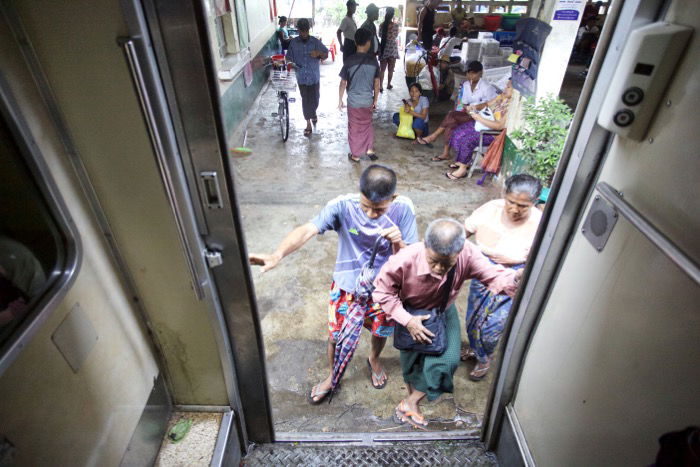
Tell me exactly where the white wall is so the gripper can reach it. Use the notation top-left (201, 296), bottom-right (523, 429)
top-left (512, 2), bottom-right (700, 465)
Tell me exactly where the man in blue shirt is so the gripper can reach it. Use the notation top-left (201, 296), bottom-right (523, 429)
top-left (249, 165), bottom-right (418, 404)
top-left (285, 18), bottom-right (328, 137)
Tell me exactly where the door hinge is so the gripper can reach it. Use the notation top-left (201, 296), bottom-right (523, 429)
top-left (205, 249), bottom-right (223, 268)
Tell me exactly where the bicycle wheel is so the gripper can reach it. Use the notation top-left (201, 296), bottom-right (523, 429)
top-left (278, 93), bottom-right (290, 142)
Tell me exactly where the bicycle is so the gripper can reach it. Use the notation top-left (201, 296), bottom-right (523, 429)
top-left (268, 56), bottom-right (298, 142)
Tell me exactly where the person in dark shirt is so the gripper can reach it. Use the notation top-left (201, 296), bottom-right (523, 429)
top-left (417, 0), bottom-right (439, 50)
top-left (360, 3), bottom-right (380, 55)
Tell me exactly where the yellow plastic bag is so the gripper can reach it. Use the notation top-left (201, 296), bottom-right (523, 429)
top-left (396, 105), bottom-right (415, 139)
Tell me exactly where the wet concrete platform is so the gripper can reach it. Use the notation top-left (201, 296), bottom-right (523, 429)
top-left (230, 56), bottom-right (501, 433)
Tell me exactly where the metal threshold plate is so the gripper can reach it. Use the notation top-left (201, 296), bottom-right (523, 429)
top-left (242, 440), bottom-right (497, 466)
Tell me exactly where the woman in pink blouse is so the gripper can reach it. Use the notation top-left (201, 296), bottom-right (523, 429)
top-left (463, 174), bottom-right (542, 380)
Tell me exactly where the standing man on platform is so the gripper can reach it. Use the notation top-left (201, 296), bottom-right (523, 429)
top-left (417, 0), bottom-right (439, 50)
top-left (360, 3), bottom-right (380, 56)
top-left (285, 18), bottom-right (328, 137)
top-left (337, 0), bottom-right (359, 62)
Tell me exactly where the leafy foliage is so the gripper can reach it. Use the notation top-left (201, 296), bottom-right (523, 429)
top-left (318, 1), bottom-right (366, 29)
top-left (510, 95), bottom-right (573, 187)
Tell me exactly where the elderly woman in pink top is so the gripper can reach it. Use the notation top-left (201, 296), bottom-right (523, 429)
top-left (462, 174), bottom-right (542, 381)
top-left (373, 218), bottom-right (521, 428)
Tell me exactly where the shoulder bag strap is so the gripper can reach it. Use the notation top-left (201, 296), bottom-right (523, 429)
top-left (438, 267), bottom-right (456, 314)
top-left (347, 55), bottom-right (370, 89)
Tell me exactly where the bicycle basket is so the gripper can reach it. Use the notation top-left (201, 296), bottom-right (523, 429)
top-left (270, 69), bottom-right (297, 91)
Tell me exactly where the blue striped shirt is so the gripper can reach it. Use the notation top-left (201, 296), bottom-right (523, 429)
top-left (285, 36), bottom-right (328, 86)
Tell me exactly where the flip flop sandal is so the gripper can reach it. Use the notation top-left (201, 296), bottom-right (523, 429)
top-left (416, 137), bottom-right (434, 148)
top-left (431, 156), bottom-right (449, 162)
top-left (348, 153), bottom-right (361, 163)
top-left (307, 384), bottom-right (332, 405)
top-left (446, 171), bottom-right (468, 181)
top-left (303, 128), bottom-right (312, 137)
top-left (367, 359), bottom-right (387, 389)
top-left (367, 152), bottom-right (379, 161)
top-left (460, 347), bottom-right (476, 361)
top-left (398, 400), bottom-right (428, 428)
top-left (392, 406), bottom-right (407, 425)
top-left (387, 84), bottom-right (393, 90)
top-left (312, 117), bottom-right (318, 127)
top-left (469, 363), bottom-right (490, 381)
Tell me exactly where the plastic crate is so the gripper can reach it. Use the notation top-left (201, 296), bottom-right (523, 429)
top-left (482, 55), bottom-right (504, 69)
top-left (483, 65), bottom-right (512, 88)
top-left (493, 31), bottom-right (517, 47)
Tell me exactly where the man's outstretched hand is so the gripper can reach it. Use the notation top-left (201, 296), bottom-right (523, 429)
top-left (249, 252), bottom-right (282, 272)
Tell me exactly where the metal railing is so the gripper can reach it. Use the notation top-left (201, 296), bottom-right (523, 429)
top-left (596, 182), bottom-right (700, 286)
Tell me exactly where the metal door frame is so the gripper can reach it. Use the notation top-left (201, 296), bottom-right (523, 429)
top-left (120, 0), bottom-right (274, 450)
top-left (481, 0), bottom-right (673, 462)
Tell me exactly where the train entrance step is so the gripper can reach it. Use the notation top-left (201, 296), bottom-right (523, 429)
top-left (241, 440), bottom-right (498, 466)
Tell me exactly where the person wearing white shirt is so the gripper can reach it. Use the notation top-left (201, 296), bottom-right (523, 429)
top-left (416, 61), bottom-right (496, 161)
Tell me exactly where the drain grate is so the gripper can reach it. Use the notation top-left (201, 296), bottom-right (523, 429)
top-left (242, 441), bottom-right (498, 466)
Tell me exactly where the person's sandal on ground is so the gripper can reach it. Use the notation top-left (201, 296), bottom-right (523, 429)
top-left (366, 151), bottom-right (378, 161)
top-left (367, 359), bottom-right (387, 389)
top-left (431, 155), bottom-right (449, 162)
top-left (416, 136), bottom-right (433, 148)
top-left (446, 171), bottom-right (468, 180)
top-left (306, 383), bottom-right (331, 405)
top-left (392, 405), bottom-right (407, 425)
top-left (460, 347), bottom-right (476, 361)
top-left (304, 127), bottom-right (312, 137)
top-left (396, 400), bottom-right (429, 428)
top-left (469, 361), bottom-right (490, 381)
top-left (348, 153), bottom-right (361, 163)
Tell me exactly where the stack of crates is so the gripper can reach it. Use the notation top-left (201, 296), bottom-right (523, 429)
top-left (479, 39), bottom-right (501, 59)
top-left (460, 39), bottom-right (482, 64)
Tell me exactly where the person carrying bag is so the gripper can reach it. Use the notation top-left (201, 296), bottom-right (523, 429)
top-left (393, 267), bottom-right (455, 355)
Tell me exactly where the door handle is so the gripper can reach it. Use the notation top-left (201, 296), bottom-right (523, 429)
top-left (200, 171), bottom-right (223, 209)
top-left (119, 37), bottom-right (205, 300)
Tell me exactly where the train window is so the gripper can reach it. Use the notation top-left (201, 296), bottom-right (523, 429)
top-left (0, 88), bottom-right (80, 375)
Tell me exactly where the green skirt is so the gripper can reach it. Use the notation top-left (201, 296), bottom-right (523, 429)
top-left (399, 303), bottom-right (461, 401)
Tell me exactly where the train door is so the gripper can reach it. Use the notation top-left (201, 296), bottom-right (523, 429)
top-left (0, 0), bottom-right (270, 464)
top-left (485, 0), bottom-right (699, 464)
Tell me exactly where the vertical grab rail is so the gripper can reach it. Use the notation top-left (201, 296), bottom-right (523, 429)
top-left (596, 182), bottom-right (700, 286)
top-left (118, 38), bottom-right (205, 300)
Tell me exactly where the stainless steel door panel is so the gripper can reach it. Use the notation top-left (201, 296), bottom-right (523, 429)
top-left (133, 0), bottom-right (273, 445)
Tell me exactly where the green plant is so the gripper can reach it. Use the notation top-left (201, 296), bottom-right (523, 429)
top-left (510, 95), bottom-right (573, 186)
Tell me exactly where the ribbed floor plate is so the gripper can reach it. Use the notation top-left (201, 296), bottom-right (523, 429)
top-left (242, 441), bottom-right (498, 466)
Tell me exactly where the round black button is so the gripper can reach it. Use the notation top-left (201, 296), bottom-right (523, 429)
top-left (613, 109), bottom-right (635, 127)
top-left (622, 87), bottom-right (644, 106)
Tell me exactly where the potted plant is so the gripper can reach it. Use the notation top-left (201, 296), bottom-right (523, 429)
top-left (510, 95), bottom-right (573, 201)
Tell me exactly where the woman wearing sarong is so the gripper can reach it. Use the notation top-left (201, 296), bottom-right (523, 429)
top-left (462, 174), bottom-right (542, 380)
top-left (446, 79), bottom-right (512, 180)
top-left (373, 219), bottom-right (520, 427)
